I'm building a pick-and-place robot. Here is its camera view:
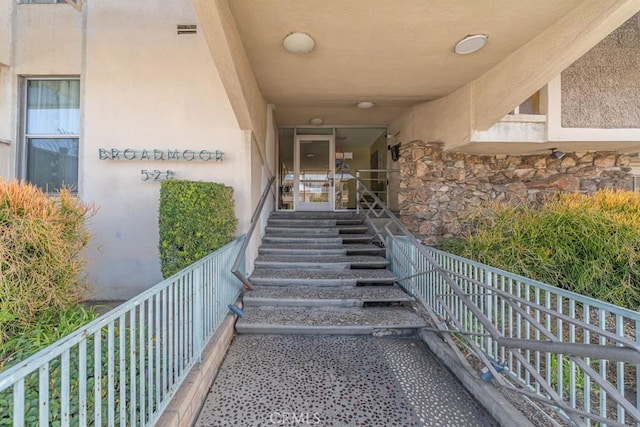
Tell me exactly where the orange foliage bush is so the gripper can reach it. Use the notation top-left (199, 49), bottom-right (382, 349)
top-left (0, 180), bottom-right (97, 343)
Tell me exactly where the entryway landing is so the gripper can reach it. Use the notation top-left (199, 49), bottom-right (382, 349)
top-left (194, 335), bottom-right (497, 426)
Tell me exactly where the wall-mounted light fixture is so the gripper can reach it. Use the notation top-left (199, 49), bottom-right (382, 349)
top-left (390, 143), bottom-right (401, 161)
top-left (549, 148), bottom-right (566, 159)
top-left (309, 117), bottom-right (324, 125)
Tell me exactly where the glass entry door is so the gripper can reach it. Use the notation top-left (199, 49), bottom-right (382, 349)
top-left (294, 135), bottom-right (335, 211)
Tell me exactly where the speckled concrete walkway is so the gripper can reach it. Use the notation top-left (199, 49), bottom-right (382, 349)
top-left (195, 335), bottom-right (497, 427)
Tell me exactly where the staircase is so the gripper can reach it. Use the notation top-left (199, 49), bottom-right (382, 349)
top-left (236, 211), bottom-right (427, 335)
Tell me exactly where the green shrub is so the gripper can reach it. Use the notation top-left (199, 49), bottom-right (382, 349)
top-left (0, 306), bottom-right (123, 425)
top-left (0, 180), bottom-right (97, 345)
top-left (159, 180), bottom-right (237, 278)
top-left (440, 190), bottom-right (640, 309)
top-left (0, 305), bottom-right (98, 372)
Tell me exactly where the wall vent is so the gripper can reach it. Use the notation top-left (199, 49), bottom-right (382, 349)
top-left (177, 25), bottom-right (197, 35)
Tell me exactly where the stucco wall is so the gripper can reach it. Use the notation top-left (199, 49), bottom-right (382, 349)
top-left (0, 3), bottom-right (83, 179)
top-left (390, 3), bottom-right (640, 150)
top-left (1, 3), bottom-right (83, 180)
top-left (390, 85), bottom-right (472, 150)
top-left (562, 13), bottom-right (640, 129)
top-left (191, 0), bottom-right (268, 147)
top-left (0, 65), bottom-right (12, 179)
top-left (400, 141), bottom-right (632, 245)
top-left (0, 0), bottom-right (12, 66)
top-left (14, 4), bottom-right (82, 74)
top-left (2, 0), bottom-right (259, 300)
top-left (81, 0), bottom-right (250, 299)
top-left (0, 0), bottom-right (13, 179)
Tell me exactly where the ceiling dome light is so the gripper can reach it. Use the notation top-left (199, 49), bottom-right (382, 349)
top-left (454, 34), bottom-right (488, 55)
top-left (356, 101), bottom-right (375, 109)
top-left (309, 117), bottom-right (324, 125)
top-left (283, 32), bottom-right (315, 54)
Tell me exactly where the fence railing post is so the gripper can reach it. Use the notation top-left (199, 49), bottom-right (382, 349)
top-left (485, 270), bottom-right (493, 355)
top-left (194, 266), bottom-right (204, 359)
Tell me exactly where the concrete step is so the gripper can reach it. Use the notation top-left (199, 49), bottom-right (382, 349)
top-left (269, 211), bottom-right (362, 220)
top-left (264, 225), bottom-right (369, 235)
top-left (268, 219), bottom-right (337, 227)
top-left (254, 255), bottom-right (389, 269)
top-left (258, 243), bottom-right (384, 256)
top-left (259, 245), bottom-right (347, 256)
top-left (261, 234), bottom-right (373, 244)
top-left (340, 234), bottom-right (374, 243)
top-left (261, 235), bottom-right (343, 244)
top-left (235, 306), bottom-right (427, 335)
top-left (267, 218), bottom-right (364, 226)
top-left (243, 285), bottom-right (412, 307)
top-left (249, 268), bottom-right (397, 286)
top-left (336, 225), bottom-right (369, 234)
top-left (264, 226), bottom-right (339, 235)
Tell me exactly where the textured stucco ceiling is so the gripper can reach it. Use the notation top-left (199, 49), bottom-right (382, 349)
top-left (228, 0), bottom-right (584, 126)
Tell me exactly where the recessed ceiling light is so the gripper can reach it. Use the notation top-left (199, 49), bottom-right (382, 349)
top-left (305, 153), bottom-right (315, 158)
top-left (454, 34), bottom-right (488, 55)
top-left (309, 117), bottom-right (324, 125)
top-left (357, 101), bottom-right (375, 109)
top-left (283, 32), bottom-right (315, 54)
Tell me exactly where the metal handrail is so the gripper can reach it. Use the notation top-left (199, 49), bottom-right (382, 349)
top-left (355, 177), bottom-right (640, 426)
top-left (355, 177), bottom-right (504, 383)
top-left (355, 169), bottom-right (399, 173)
top-left (355, 169), bottom-right (399, 211)
top-left (354, 177), bottom-right (425, 252)
top-left (231, 177), bottom-right (276, 290)
top-left (0, 238), bottom-right (244, 425)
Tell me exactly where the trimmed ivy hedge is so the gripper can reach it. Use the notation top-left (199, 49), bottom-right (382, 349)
top-left (159, 180), bottom-right (237, 278)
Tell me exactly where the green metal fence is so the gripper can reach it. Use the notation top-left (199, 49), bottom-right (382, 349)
top-left (389, 238), bottom-right (640, 426)
top-left (357, 177), bottom-right (640, 426)
top-left (0, 237), bottom-right (244, 426)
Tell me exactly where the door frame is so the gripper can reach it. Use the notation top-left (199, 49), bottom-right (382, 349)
top-left (294, 134), bottom-right (335, 211)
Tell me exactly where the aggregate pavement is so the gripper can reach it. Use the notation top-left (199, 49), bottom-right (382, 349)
top-left (195, 335), bottom-right (498, 427)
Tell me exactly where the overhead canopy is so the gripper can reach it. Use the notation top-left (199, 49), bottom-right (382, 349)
top-left (193, 0), bottom-right (640, 138)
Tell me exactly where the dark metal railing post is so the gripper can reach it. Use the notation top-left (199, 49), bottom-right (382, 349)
top-left (230, 177), bottom-right (276, 290)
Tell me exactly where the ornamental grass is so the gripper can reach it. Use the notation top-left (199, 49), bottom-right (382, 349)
top-left (0, 179), bottom-right (97, 346)
top-left (440, 189), bottom-right (640, 309)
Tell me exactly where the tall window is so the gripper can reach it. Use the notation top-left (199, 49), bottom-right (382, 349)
top-left (23, 79), bottom-right (80, 193)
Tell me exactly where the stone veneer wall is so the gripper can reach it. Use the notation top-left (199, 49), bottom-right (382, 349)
top-left (399, 141), bottom-right (633, 245)
top-left (561, 12), bottom-right (640, 128)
